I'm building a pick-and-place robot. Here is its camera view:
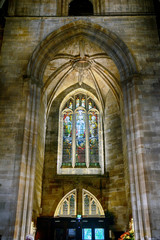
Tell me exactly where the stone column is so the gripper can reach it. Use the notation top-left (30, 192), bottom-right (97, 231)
top-left (122, 75), bottom-right (151, 240)
top-left (13, 79), bottom-right (41, 240)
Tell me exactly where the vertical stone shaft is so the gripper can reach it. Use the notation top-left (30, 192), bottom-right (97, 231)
top-left (13, 82), bottom-right (41, 240)
top-left (122, 76), bottom-right (151, 240)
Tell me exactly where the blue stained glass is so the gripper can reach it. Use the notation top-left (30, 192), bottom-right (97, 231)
top-left (95, 228), bottom-right (104, 240)
top-left (82, 228), bottom-right (92, 240)
top-left (76, 110), bottom-right (86, 163)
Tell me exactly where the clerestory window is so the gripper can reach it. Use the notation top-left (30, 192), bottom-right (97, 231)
top-left (57, 90), bottom-right (104, 175)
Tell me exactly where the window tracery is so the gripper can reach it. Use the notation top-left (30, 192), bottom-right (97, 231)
top-left (55, 190), bottom-right (76, 217)
top-left (57, 90), bottom-right (104, 175)
top-left (54, 189), bottom-right (104, 217)
top-left (82, 189), bottom-right (104, 216)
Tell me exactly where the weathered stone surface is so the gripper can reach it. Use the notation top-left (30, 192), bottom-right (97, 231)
top-left (0, 1), bottom-right (160, 239)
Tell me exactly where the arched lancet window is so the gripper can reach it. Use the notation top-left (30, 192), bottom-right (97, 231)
top-left (69, 0), bottom-right (93, 16)
top-left (54, 189), bottom-right (104, 217)
top-left (54, 189), bottom-right (76, 217)
top-left (82, 189), bottom-right (104, 216)
top-left (57, 90), bottom-right (104, 175)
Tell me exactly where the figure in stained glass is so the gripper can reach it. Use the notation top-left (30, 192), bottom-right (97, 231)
top-left (89, 112), bottom-right (99, 165)
top-left (76, 110), bottom-right (86, 163)
top-left (76, 97), bottom-right (80, 107)
top-left (61, 93), bottom-right (101, 170)
top-left (62, 112), bottom-right (72, 164)
top-left (88, 100), bottom-right (92, 109)
top-left (68, 100), bottom-right (73, 109)
top-left (81, 96), bottom-right (85, 107)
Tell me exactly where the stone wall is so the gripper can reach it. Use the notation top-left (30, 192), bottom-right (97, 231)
top-left (41, 86), bottom-right (128, 231)
top-left (8, 0), bottom-right (154, 16)
top-left (0, 3), bottom-right (160, 239)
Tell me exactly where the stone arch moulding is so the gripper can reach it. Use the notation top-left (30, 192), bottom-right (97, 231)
top-left (25, 19), bottom-right (152, 240)
top-left (27, 20), bottom-right (137, 86)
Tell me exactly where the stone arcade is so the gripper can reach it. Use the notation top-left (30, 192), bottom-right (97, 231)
top-left (0, 0), bottom-right (160, 240)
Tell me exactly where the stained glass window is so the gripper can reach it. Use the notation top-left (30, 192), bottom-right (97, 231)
top-left (76, 97), bottom-right (80, 107)
top-left (88, 100), bottom-right (92, 109)
top-left (55, 189), bottom-right (104, 218)
top-left (70, 195), bottom-right (75, 215)
top-left (89, 111), bottom-right (99, 167)
top-left (91, 201), bottom-right (96, 215)
top-left (83, 189), bottom-right (105, 216)
top-left (60, 92), bottom-right (103, 173)
top-left (69, 100), bottom-right (73, 109)
top-left (84, 195), bottom-right (89, 215)
top-left (54, 190), bottom-right (76, 217)
top-left (62, 111), bottom-right (72, 166)
top-left (63, 201), bottom-right (68, 215)
top-left (81, 96), bottom-right (85, 107)
top-left (76, 109), bottom-right (86, 165)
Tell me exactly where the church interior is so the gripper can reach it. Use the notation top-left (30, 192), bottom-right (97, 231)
top-left (0, 0), bottom-right (160, 239)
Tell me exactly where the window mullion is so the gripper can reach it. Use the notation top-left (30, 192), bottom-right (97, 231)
top-left (72, 112), bottom-right (76, 167)
top-left (89, 197), bottom-right (91, 215)
top-left (86, 112), bottom-right (89, 168)
top-left (68, 197), bottom-right (70, 215)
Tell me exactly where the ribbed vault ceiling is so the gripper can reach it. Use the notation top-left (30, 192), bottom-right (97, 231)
top-left (42, 38), bottom-right (121, 111)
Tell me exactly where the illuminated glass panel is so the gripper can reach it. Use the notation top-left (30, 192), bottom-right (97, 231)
top-left (76, 110), bottom-right (86, 165)
top-left (88, 100), bottom-right (92, 109)
top-left (76, 97), bottom-right (80, 107)
top-left (63, 201), bottom-right (68, 215)
top-left (62, 112), bottom-right (72, 165)
top-left (61, 93), bottom-right (101, 171)
top-left (81, 97), bottom-right (85, 107)
top-left (84, 195), bottom-right (89, 215)
top-left (70, 195), bottom-right (75, 215)
top-left (95, 228), bottom-right (104, 240)
top-left (69, 100), bottom-right (73, 109)
top-left (91, 201), bottom-right (96, 215)
top-left (89, 112), bottom-right (99, 166)
top-left (55, 190), bottom-right (76, 217)
top-left (82, 228), bottom-right (92, 240)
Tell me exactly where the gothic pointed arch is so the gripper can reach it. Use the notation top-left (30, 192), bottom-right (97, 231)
top-left (57, 88), bottom-right (104, 175)
top-left (27, 20), bottom-right (137, 86)
top-left (54, 189), bottom-right (105, 217)
top-left (82, 189), bottom-right (104, 216)
top-left (54, 189), bottom-right (77, 217)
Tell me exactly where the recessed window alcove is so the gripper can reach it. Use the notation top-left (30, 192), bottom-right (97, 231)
top-left (57, 89), bottom-right (104, 175)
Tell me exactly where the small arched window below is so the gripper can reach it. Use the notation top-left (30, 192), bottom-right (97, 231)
top-left (54, 189), bottom-right (105, 217)
top-left (69, 0), bottom-right (93, 16)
